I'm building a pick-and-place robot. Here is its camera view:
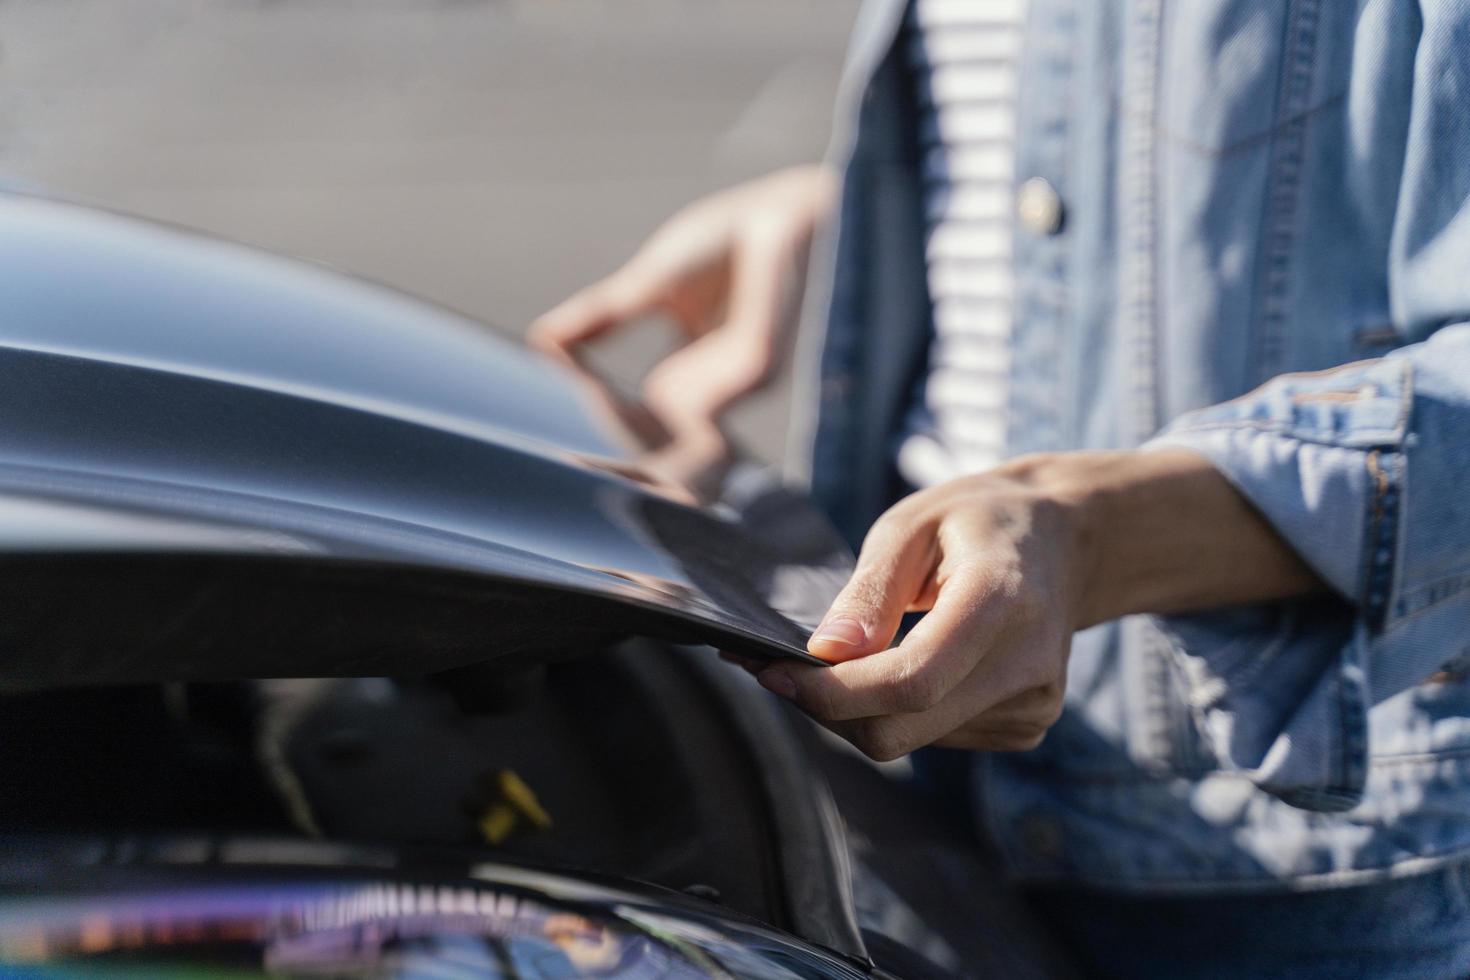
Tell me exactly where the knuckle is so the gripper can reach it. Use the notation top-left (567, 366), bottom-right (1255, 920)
top-left (859, 510), bottom-right (908, 555)
top-left (889, 662), bottom-right (944, 713)
top-left (1014, 654), bottom-right (1067, 696)
top-left (640, 372), bottom-right (678, 411)
top-left (1016, 717), bottom-right (1050, 740)
top-left (1037, 687), bottom-right (1065, 727)
top-left (1002, 710), bottom-right (1054, 750)
top-left (973, 564), bottom-right (1035, 613)
top-left (527, 311), bottom-right (575, 345)
top-left (797, 682), bottom-right (841, 722)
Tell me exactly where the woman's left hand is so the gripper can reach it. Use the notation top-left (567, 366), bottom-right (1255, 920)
top-left (753, 449), bottom-right (1323, 760)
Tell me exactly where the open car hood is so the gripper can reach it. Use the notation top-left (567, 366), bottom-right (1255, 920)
top-left (0, 193), bottom-right (852, 687)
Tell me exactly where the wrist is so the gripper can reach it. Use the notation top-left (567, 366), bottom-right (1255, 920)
top-left (1029, 446), bottom-right (1328, 625)
top-left (1064, 448), bottom-right (1207, 628)
top-left (996, 448), bottom-right (1322, 630)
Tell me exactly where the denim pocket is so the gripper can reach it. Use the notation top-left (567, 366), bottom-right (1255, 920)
top-left (1156, 0), bottom-right (1345, 157)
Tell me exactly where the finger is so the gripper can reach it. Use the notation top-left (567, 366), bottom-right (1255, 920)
top-left (640, 330), bottom-right (754, 423)
top-left (823, 714), bottom-right (927, 764)
top-left (528, 266), bottom-right (664, 356)
top-left (632, 220), bottom-right (800, 431)
top-left (931, 727), bottom-right (1047, 752)
top-left (930, 690), bottom-right (1061, 752)
top-left (637, 426), bottom-right (735, 500)
top-left (962, 682), bottom-right (1061, 727)
top-left (771, 562), bottom-right (1010, 720)
top-left (724, 219), bottom-right (801, 347)
top-left (821, 669), bottom-right (1050, 761)
top-left (804, 513), bottom-right (939, 663)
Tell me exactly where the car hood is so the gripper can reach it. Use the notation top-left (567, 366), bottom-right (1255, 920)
top-left (0, 193), bottom-right (851, 686)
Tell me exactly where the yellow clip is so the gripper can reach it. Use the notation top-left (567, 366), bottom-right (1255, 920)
top-left (475, 769), bottom-right (553, 845)
top-left (499, 769), bottom-right (553, 829)
top-left (478, 803), bottom-right (519, 845)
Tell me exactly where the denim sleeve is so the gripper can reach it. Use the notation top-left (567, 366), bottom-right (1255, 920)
top-left (1146, 325), bottom-right (1470, 811)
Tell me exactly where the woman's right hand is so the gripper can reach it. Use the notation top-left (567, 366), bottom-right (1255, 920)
top-left (528, 165), bottom-right (836, 439)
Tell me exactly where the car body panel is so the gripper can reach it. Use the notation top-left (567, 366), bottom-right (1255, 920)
top-left (0, 194), bottom-right (852, 685)
top-left (0, 838), bottom-right (871, 978)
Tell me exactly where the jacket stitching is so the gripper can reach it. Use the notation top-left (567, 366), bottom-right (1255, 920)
top-left (1122, 0), bottom-right (1166, 442)
top-left (1208, 607), bottom-right (1294, 693)
top-left (1118, 90), bottom-right (1348, 159)
top-left (1249, 0), bottom-right (1322, 382)
top-left (1361, 449), bottom-right (1400, 630)
top-left (1393, 569), bottom-right (1470, 622)
top-left (1161, 419), bottom-right (1406, 447)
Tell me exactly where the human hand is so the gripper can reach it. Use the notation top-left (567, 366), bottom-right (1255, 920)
top-left (752, 450), bottom-right (1323, 760)
top-left (529, 165), bottom-right (836, 441)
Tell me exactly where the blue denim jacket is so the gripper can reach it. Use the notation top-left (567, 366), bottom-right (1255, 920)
top-left (790, 0), bottom-right (1470, 890)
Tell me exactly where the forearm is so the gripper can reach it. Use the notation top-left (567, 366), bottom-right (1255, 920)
top-left (996, 449), bottom-right (1326, 631)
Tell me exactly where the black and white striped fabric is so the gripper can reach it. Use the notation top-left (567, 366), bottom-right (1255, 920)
top-left (895, 0), bottom-right (1026, 488)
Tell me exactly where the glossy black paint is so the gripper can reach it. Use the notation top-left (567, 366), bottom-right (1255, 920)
top-left (0, 193), bottom-right (852, 686)
top-left (0, 837), bottom-right (873, 977)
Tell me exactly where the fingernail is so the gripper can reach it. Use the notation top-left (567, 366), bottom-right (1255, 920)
top-left (812, 616), bottom-right (867, 648)
top-left (757, 668), bottom-right (797, 700)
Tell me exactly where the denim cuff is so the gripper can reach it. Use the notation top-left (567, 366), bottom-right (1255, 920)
top-left (1145, 356), bottom-right (1410, 618)
top-left (1137, 358), bottom-right (1412, 811)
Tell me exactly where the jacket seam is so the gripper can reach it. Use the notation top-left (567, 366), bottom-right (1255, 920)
top-left (1360, 449), bottom-right (1401, 630)
top-left (1370, 746), bottom-right (1470, 766)
top-left (1146, 89), bottom-right (1346, 159)
top-left (1393, 568), bottom-right (1470, 623)
top-left (1248, 0), bottom-right (1322, 382)
top-left (1206, 607), bottom-right (1294, 695)
top-left (1121, 0), bottom-right (1165, 442)
top-left (1162, 418), bottom-right (1404, 447)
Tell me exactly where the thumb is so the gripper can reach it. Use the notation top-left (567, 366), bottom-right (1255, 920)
top-left (807, 517), bottom-right (935, 662)
top-left (528, 266), bottom-right (663, 358)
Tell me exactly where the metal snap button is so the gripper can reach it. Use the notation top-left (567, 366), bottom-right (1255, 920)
top-left (1017, 176), bottom-right (1065, 235)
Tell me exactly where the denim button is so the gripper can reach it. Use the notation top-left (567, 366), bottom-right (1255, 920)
top-left (1017, 177), bottom-right (1065, 235)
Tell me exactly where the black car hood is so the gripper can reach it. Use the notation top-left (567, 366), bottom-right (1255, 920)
top-left (0, 193), bottom-right (851, 686)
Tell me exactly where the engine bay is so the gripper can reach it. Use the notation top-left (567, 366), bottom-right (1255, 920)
top-left (0, 642), bottom-right (811, 929)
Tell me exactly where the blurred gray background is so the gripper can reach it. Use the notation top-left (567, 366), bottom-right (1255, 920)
top-left (0, 0), bottom-right (860, 460)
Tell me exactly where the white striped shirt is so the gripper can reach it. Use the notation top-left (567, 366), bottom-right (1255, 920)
top-left (895, 0), bottom-right (1027, 488)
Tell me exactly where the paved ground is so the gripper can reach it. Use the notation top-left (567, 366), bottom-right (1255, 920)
top-left (0, 0), bottom-right (858, 460)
